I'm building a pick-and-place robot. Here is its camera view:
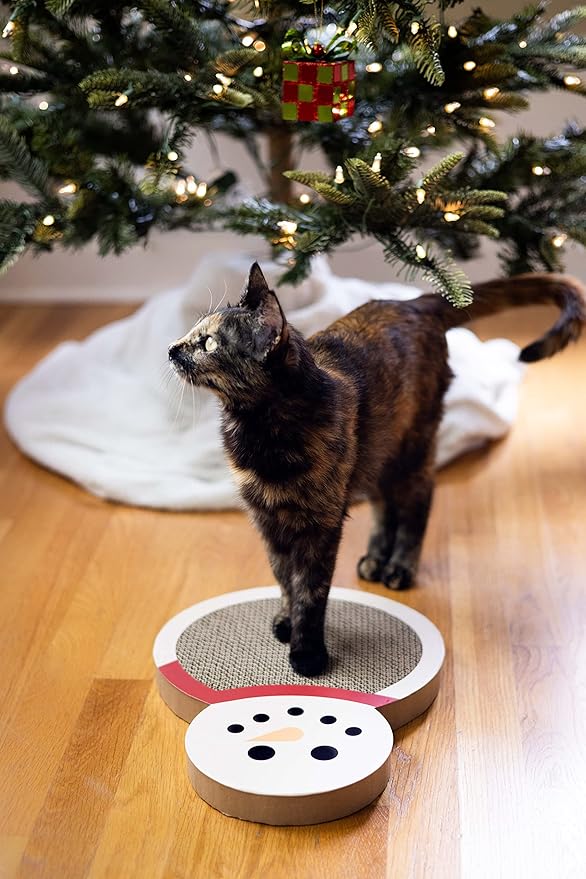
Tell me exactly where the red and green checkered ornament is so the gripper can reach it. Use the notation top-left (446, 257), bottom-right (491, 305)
top-left (281, 28), bottom-right (356, 123)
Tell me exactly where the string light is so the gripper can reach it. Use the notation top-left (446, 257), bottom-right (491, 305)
top-left (403, 146), bottom-right (421, 158)
top-left (334, 165), bottom-right (345, 184)
top-left (371, 152), bottom-right (382, 173)
top-left (415, 244), bottom-right (426, 259)
top-left (175, 179), bottom-right (187, 197)
top-left (58, 182), bottom-right (77, 195)
top-left (216, 73), bottom-right (232, 87)
top-left (365, 62), bottom-right (383, 73)
top-left (186, 176), bottom-right (197, 194)
top-left (416, 188), bottom-right (426, 204)
top-left (2, 21), bottom-right (15, 38)
top-left (241, 35), bottom-right (254, 47)
top-left (277, 220), bottom-right (298, 235)
top-left (346, 22), bottom-right (358, 37)
top-left (253, 39), bottom-right (266, 52)
top-left (42, 214), bottom-right (55, 226)
top-left (532, 165), bottom-right (551, 176)
top-left (299, 193), bottom-right (311, 204)
top-left (444, 101), bottom-right (461, 114)
top-left (114, 94), bottom-right (128, 106)
top-left (426, 125), bottom-right (436, 135)
top-left (483, 87), bottom-right (500, 99)
top-left (367, 119), bottom-right (383, 134)
top-left (212, 84), bottom-right (224, 95)
top-left (196, 182), bottom-right (208, 199)
top-left (463, 61), bottom-right (477, 71)
top-left (478, 117), bottom-right (496, 129)
top-left (253, 66), bottom-right (263, 77)
top-left (9, 65), bottom-right (18, 75)
top-left (448, 26), bottom-right (458, 38)
top-left (518, 40), bottom-right (527, 48)
top-left (410, 21), bottom-right (420, 35)
top-left (563, 75), bottom-right (581, 87)
top-left (183, 73), bottom-right (192, 82)
top-left (167, 150), bottom-right (178, 161)
top-left (444, 211), bottom-right (460, 222)
top-left (38, 100), bottom-right (49, 110)
top-left (551, 233), bottom-right (567, 248)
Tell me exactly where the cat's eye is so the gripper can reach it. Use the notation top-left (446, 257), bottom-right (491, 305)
top-left (204, 336), bottom-right (218, 353)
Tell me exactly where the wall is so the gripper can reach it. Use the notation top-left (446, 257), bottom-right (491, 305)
top-left (0, 0), bottom-right (584, 302)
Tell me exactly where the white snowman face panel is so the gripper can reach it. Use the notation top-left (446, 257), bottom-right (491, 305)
top-left (185, 695), bottom-right (394, 798)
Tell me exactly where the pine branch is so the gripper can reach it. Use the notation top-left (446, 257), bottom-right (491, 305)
top-left (0, 117), bottom-right (51, 197)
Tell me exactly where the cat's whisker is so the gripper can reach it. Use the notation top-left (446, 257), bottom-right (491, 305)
top-left (173, 376), bottom-right (187, 424)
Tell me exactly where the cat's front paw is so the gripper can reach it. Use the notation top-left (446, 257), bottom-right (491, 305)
top-left (272, 613), bottom-right (292, 643)
top-left (289, 646), bottom-right (329, 678)
top-left (381, 562), bottom-right (414, 590)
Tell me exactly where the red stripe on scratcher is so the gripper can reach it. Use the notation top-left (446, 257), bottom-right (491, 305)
top-left (158, 661), bottom-right (396, 707)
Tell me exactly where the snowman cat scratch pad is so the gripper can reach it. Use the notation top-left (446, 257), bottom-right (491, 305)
top-left (154, 587), bottom-right (444, 728)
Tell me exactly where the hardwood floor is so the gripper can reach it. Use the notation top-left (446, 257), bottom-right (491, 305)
top-left (0, 302), bottom-right (584, 879)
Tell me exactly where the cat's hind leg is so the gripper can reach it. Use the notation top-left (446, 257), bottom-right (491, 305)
top-left (357, 499), bottom-right (397, 582)
top-left (380, 471), bottom-right (433, 590)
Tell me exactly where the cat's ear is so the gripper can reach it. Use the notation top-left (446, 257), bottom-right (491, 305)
top-left (240, 262), bottom-right (270, 310)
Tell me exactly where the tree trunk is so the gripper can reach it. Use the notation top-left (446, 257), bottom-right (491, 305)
top-left (267, 126), bottom-right (294, 204)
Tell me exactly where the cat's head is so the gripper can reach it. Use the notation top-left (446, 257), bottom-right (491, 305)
top-left (168, 262), bottom-right (291, 404)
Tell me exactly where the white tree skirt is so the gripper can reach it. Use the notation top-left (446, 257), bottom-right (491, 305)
top-left (4, 254), bottom-right (524, 510)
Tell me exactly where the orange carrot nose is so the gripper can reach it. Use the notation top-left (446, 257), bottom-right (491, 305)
top-left (249, 727), bottom-right (304, 743)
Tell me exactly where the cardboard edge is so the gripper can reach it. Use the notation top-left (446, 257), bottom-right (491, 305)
top-left (187, 756), bottom-right (391, 826)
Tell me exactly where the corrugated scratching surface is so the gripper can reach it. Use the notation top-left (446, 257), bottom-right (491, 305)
top-left (175, 598), bottom-right (422, 691)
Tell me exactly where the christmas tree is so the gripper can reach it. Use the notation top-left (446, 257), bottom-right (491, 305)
top-left (0, 1), bottom-right (585, 306)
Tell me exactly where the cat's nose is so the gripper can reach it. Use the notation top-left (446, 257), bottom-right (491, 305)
top-left (168, 342), bottom-right (189, 368)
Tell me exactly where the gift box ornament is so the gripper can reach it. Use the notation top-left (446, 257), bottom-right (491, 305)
top-left (281, 28), bottom-right (356, 123)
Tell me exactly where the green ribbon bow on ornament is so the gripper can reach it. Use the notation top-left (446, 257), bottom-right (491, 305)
top-left (281, 27), bottom-right (355, 62)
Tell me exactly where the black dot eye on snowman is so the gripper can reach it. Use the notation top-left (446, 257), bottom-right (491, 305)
top-left (227, 724), bottom-right (244, 733)
top-left (345, 727), bottom-right (362, 736)
top-left (320, 715), bottom-right (337, 725)
top-left (253, 713), bottom-right (270, 723)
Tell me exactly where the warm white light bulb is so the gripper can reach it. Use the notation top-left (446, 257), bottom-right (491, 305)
top-left (444, 102), bottom-right (461, 114)
top-left (403, 146), bottom-right (421, 158)
top-left (114, 94), bottom-right (128, 106)
top-left (426, 125), bottom-right (436, 134)
top-left (216, 73), bottom-right (232, 87)
top-left (277, 220), bottom-right (298, 235)
top-left (563, 75), bottom-right (581, 87)
top-left (42, 214), bottom-right (55, 226)
top-left (183, 73), bottom-right (192, 82)
top-left (463, 61), bottom-right (476, 71)
top-left (532, 165), bottom-right (551, 176)
top-left (167, 150), bottom-right (178, 162)
top-left (299, 193), bottom-right (311, 204)
top-left (253, 66), bottom-right (263, 77)
top-left (518, 40), bottom-right (527, 48)
top-left (447, 26), bottom-right (458, 38)
top-left (444, 211), bottom-right (460, 222)
top-left (371, 152), bottom-right (382, 173)
top-left (58, 182), bottom-right (77, 195)
top-left (483, 87), bottom-right (500, 99)
top-left (38, 100), bottom-right (49, 110)
top-left (9, 65), bottom-right (18, 75)
top-left (175, 179), bottom-right (186, 196)
top-left (253, 39), bottom-right (266, 52)
top-left (365, 62), bottom-right (383, 73)
top-left (334, 165), bottom-right (345, 184)
top-left (196, 182), bottom-right (208, 199)
top-left (551, 233), bottom-right (567, 248)
top-left (478, 117), bottom-right (496, 129)
top-left (346, 21), bottom-right (358, 37)
top-left (213, 84), bottom-right (224, 95)
top-left (241, 35), bottom-right (254, 47)
top-left (186, 176), bottom-right (197, 194)
top-left (410, 21), bottom-right (420, 35)
top-left (2, 21), bottom-right (15, 38)
top-left (367, 119), bottom-right (383, 134)
top-left (415, 244), bottom-right (426, 259)
top-left (416, 188), bottom-right (426, 204)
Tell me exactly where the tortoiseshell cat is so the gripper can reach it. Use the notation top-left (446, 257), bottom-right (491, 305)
top-left (169, 263), bottom-right (585, 677)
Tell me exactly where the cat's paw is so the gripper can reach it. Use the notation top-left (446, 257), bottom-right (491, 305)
top-left (357, 554), bottom-right (383, 582)
top-left (381, 562), bottom-right (414, 591)
top-left (272, 613), bottom-right (292, 643)
top-left (289, 647), bottom-right (329, 678)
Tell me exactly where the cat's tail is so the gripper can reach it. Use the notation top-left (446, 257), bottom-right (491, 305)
top-left (416, 273), bottom-right (586, 362)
